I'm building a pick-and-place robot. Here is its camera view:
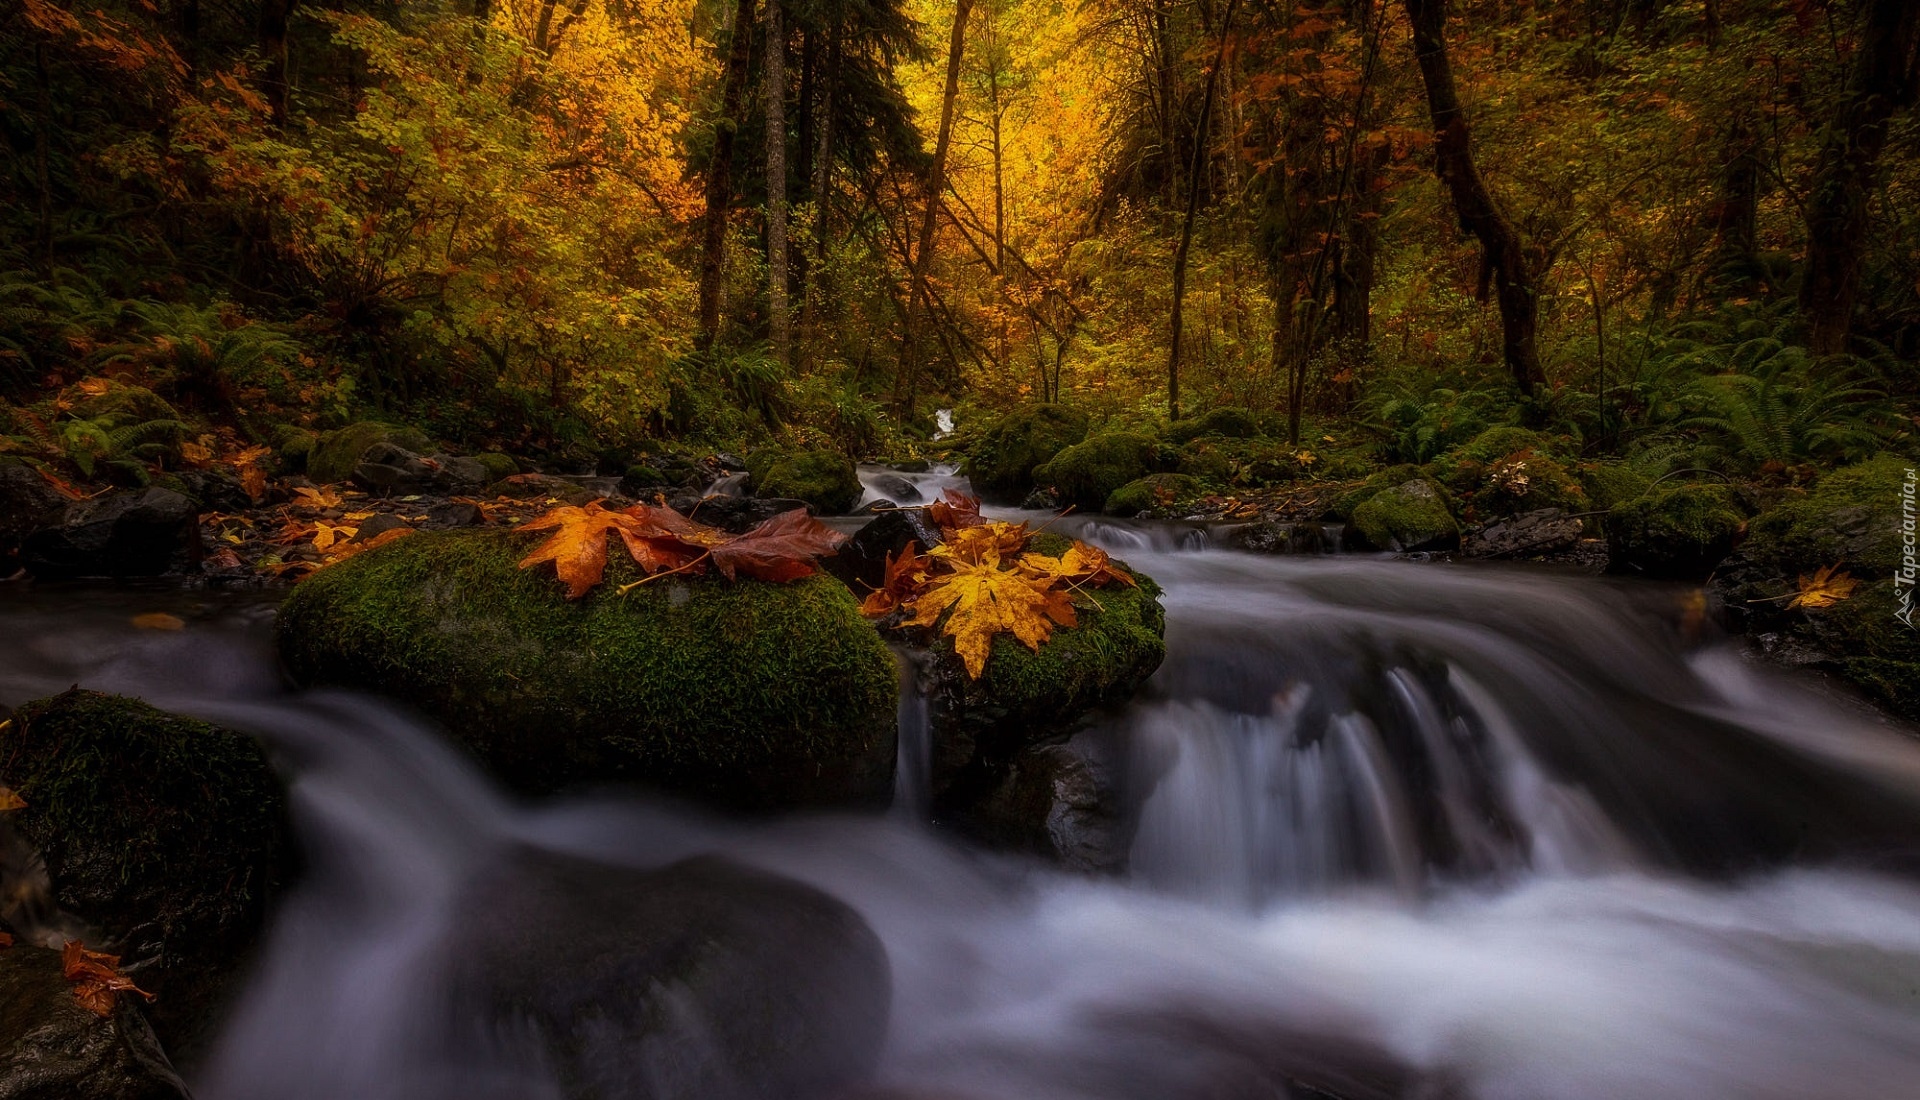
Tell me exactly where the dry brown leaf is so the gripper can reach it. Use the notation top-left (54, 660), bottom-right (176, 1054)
top-left (926, 488), bottom-right (982, 535)
top-left (293, 486), bottom-right (345, 510)
top-left (906, 552), bottom-right (1076, 679)
top-left (62, 941), bottom-right (154, 1019)
top-left (1016, 541), bottom-right (1138, 589)
top-left (0, 930), bottom-right (13, 949)
top-left (205, 548), bottom-right (245, 570)
top-left (131, 613), bottom-right (185, 631)
top-left (705, 508), bottom-right (845, 582)
top-left (1787, 564), bottom-right (1859, 610)
top-left (860, 542), bottom-right (930, 618)
top-left (0, 787), bottom-right (24, 813)
top-left (75, 378), bottom-right (112, 397)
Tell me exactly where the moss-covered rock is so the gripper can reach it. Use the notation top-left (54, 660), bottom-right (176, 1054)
top-left (962, 404), bottom-right (1090, 502)
top-left (748, 448), bottom-right (861, 514)
top-left (1173, 439), bottom-right (1233, 483)
top-left (1607, 483), bottom-right (1745, 579)
top-left (1577, 461), bottom-right (1652, 513)
top-left (272, 424), bottom-right (318, 473)
top-left (474, 452), bottom-right (520, 484)
top-left (919, 533), bottom-right (1165, 810)
top-left (1432, 426), bottom-right (1586, 520)
top-left (277, 530), bottom-right (898, 809)
top-left (307, 422), bottom-right (432, 484)
top-left (1350, 478), bottom-right (1460, 552)
top-left (1, 689), bottom-right (287, 1056)
top-left (1035, 432), bottom-right (1161, 510)
top-left (1165, 406), bottom-right (1263, 444)
top-left (1328, 464), bottom-right (1426, 521)
top-left (1710, 455), bottom-right (1920, 720)
top-left (1104, 473), bottom-right (1205, 517)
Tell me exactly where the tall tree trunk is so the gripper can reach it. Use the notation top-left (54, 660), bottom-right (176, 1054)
top-left (258, 0), bottom-right (293, 129)
top-left (1707, 120), bottom-right (1759, 287)
top-left (1166, 0), bottom-right (1239, 422)
top-left (1798, 0), bottom-right (1920, 355)
top-left (897, 0), bottom-right (975, 421)
top-left (802, 22), bottom-right (840, 340)
top-left (1403, 0), bottom-right (1546, 395)
top-left (697, 0), bottom-right (758, 351)
top-left (765, 0), bottom-right (792, 365)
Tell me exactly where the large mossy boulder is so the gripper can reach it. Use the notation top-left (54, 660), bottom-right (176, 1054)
top-left (1, 689), bottom-right (288, 1058)
top-left (1607, 482), bottom-right (1745, 579)
top-left (0, 945), bottom-right (190, 1100)
top-left (307, 422), bottom-right (432, 484)
top-left (1432, 426), bottom-right (1586, 521)
top-left (1165, 406), bottom-right (1263, 444)
top-left (920, 533), bottom-right (1165, 812)
top-left (748, 449), bottom-right (861, 515)
top-left (1710, 455), bottom-right (1920, 721)
top-left (1034, 432), bottom-right (1161, 511)
top-left (277, 530), bottom-right (898, 809)
top-left (1350, 478), bottom-right (1460, 552)
top-left (962, 404), bottom-right (1089, 502)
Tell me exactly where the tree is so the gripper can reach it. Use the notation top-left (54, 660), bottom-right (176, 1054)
top-left (1402, 0), bottom-right (1546, 395)
top-left (698, 0), bottom-right (757, 350)
top-left (896, 0), bottom-right (973, 420)
top-left (1798, 0), bottom-right (1920, 355)
top-left (1166, 0), bottom-right (1238, 422)
top-left (763, 0), bottom-right (791, 364)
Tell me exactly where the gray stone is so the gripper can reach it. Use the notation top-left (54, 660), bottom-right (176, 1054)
top-left (20, 489), bottom-right (197, 578)
top-left (1462, 508), bottom-right (1585, 558)
top-left (0, 946), bottom-right (190, 1100)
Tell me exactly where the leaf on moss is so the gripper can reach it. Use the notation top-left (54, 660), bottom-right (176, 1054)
top-left (861, 541), bottom-right (930, 618)
top-left (62, 941), bottom-right (154, 1019)
top-left (520, 502), bottom-right (841, 597)
top-left (1016, 542), bottom-right (1138, 589)
top-left (519, 502), bottom-right (672, 599)
top-left (706, 508), bottom-right (846, 582)
top-left (906, 552), bottom-right (1076, 679)
top-left (1787, 563), bottom-right (1859, 610)
top-left (930, 521), bottom-right (1029, 566)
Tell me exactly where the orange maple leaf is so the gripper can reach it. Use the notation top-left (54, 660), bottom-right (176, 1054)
top-left (905, 551), bottom-right (1077, 679)
top-left (62, 941), bottom-right (154, 1019)
top-left (0, 787), bottom-right (24, 813)
top-left (861, 541), bottom-right (930, 618)
top-left (522, 502), bottom-right (843, 598)
top-left (926, 488), bottom-right (983, 535)
top-left (1787, 563), bottom-right (1859, 610)
top-left (1016, 542), bottom-right (1138, 590)
top-left (519, 502), bottom-right (698, 599)
top-left (0, 930), bottom-right (12, 949)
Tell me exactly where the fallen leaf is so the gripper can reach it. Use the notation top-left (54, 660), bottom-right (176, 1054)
top-left (906, 552), bottom-right (1077, 679)
top-left (34, 467), bottom-right (90, 500)
top-left (861, 542), bottom-right (930, 618)
top-left (927, 488), bottom-right (983, 534)
top-left (293, 486), bottom-right (345, 510)
top-left (519, 502), bottom-right (695, 599)
top-left (131, 613), bottom-right (185, 631)
top-left (706, 508), bottom-right (845, 582)
top-left (1016, 541), bottom-right (1138, 589)
top-left (205, 548), bottom-right (245, 569)
top-left (311, 523), bottom-right (356, 552)
top-left (1787, 563), bottom-right (1859, 610)
top-left (0, 787), bottom-right (24, 812)
top-left (180, 439), bottom-right (214, 466)
top-left (62, 941), bottom-right (154, 1019)
top-left (0, 930), bottom-right (13, 949)
top-left (75, 378), bottom-right (112, 397)
top-left (931, 521), bottom-right (1030, 566)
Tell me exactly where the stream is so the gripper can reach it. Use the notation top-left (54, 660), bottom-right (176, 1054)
top-left (3, 492), bottom-right (1920, 1098)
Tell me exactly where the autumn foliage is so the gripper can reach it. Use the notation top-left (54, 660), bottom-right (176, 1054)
top-left (61, 941), bottom-right (154, 1019)
top-left (516, 501), bottom-right (846, 598)
top-left (862, 490), bottom-right (1136, 679)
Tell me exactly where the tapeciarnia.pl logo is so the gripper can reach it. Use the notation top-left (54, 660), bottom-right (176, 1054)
top-left (1899, 468), bottom-right (1917, 630)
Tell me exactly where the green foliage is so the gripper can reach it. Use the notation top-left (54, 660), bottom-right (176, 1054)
top-left (1364, 386), bottom-right (1505, 464)
top-left (1677, 343), bottom-right (1886, 470)
top-left (1607, 483), bottom-right (1747, 579)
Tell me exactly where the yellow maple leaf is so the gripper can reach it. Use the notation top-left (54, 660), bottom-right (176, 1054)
top-left (311, 523), bottom-right (357, 552)
top-left (293, 486), bottom-right (345, 510)
top-left (75, 378), bottom-right (112, 398)
top-left (906, 552), bottom-right (1077, 679)
top-left (929, 521), bottom-right (1029, 566)
top-left (1015, 541), bottom-right (1138, 589)
top-left (1787, 564), bottom-right (1859, 610)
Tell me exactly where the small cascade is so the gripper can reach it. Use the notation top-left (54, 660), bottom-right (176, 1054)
top-left (707, 470), bottom-right (750, 498)
top-left (854, 462), bottom-right (968, 510)
top-left (891, 651), bottom-right (932, 821)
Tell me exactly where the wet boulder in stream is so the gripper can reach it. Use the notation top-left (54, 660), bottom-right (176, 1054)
top-left (0, 945), bottom-right (190, 1100)
top-left (277, 529), bottom-right (898, 809)
top-left (19, 489), bottom-right (198, 579)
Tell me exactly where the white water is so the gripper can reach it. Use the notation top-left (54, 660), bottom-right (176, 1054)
top-left (854, 462), bottom-right (968, 510)
top-left (4, 529), bottom-right (1920, 1098)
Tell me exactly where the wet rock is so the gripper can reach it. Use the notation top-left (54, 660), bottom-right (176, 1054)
top-left (165, 470), bottom-right (253, 515)
top-left (1462, 508), bottom-right (1585, 558)
top-left (664, 494), bottom-right (815, 535)
top-left (825, 507), bottom-right (944, 594)
top-left (1229, 520), bottom-right (1331, 555)
top-left (427, 501), bottom-right (483, 528)
top-left (447, 849), bottom-right (890, 1100)
top-left (20, 489), bottom-right (198, 578)
top-left (278, 531), bottom-right (898, 810)
top-left (0, 945), bottom-right (190, 1100)
top-left (1019, 486), bottom-right (1061, 511)
top-left (353, 514), bottom-right (411, 541)
top-left (489, 473), bottom-right (597, 506)
top-left (963, 404), bottom-right (1090, 503)
top-left (427, 454), bottom-right (489, 495)
top-left (1607, 483), bottom-right (1745, 579)
top-left (865, 473), bottom-right (923, 506)
top-left (1349, 479), bottom-right (1459, 553)
top-left (963, 728), bottom-right (1128, 873)
top-left (0, 463), bottom-right (68, 569)
top-left (1105, 473), bottom-right (1203, 517)
top-left (349, 442), bottom-right (437, 494)
top-left (2, 690), bottom-right (288, 1061)
top-left (620, 466), bottom-right (669, 498)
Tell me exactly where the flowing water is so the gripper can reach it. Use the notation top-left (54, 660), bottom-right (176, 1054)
top-left (4, 514), bottom-right (1920, 1099)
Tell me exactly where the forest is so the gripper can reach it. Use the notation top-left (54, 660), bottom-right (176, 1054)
top-left (7, 4), bottom-right (1920, 1099)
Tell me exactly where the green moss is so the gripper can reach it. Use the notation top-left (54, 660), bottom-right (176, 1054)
top-left (273, 425), bottom-right (319, 473)
top-left (1329, 464), bottom-right (1426, 520)
top-left (1035, 431), bottom-right (1160, 510)
top-left (962, 404), bottom-right (1090, 501)
top-left (474, 452), bottom-right (520, 483)
top-left (1165, 407), bottom-right (1263, 444)
top-left (752, 449), bottom-right (861, 513)
top-left (1350, 478), bottom-right (1460, 551)
top-left (1431, 427), bottom-right (1586, 519)
top-left (624, 464), bottom-right (666, 487)
top-left (1174, 440), bottom-right (1233, 483)
top-left (1577, 461), bottom-right (1651, 513)
top-left (3, 689), bottom-right (286, 1047)
top-left (277, 530), bottom-right (898, 808)
top-left (1105, 473), bottom-right (1205, 517)
top-left (1741, 454), bottom-right (1912, 577)
top-left (1608, 483), bottom-right (1745, 578)
top-left (308, 421), bottom-right (431, 484)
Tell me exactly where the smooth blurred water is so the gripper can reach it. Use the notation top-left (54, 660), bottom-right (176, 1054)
top-left (3, 525), bottom-right (1920, 1099)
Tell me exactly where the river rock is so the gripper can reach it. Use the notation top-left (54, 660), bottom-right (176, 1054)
top-left (488, 473), bottom-right (597, 506)
top-left (1349, 478), bottom-right (1460, 552)
top-left (307, 422), bottom-right (433, 484)
top-left (747, 450), bottom-right (861, 515)
top-left (1607, 482), bottom-right (1745, 579)
top-left (1, 689), bottom-right (288, 1061)
top-left (1229, 519), bottom-right (1332, 555)
top-left (1462, 508), bottom-right (1585, 558)
top-left (19, 489), bottom-right (197, 578)
top-left (277, 530), bottom-right (898, 809)
top-left (963, 404), bottom-right (1089, 503)
top-left (0, 463), bottom-right (68, 570)
top-left (0, 945), bottom-right (191, 1100)
top-left (446, 848), bottom-right (890, 1100)
top-left (825, 507), bottom-right (944, 595)
top-left (960, 727), bottom-right (1128, 873)
top-left (1034, 432), bottom-right (1162, 511)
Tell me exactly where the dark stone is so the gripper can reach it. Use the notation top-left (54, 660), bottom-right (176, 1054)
top-left (1228, 520), bottom-right (1331, 555)
top-left (349, 442), bottom-right (437, 494)
top-left (168, 470), bottom-right (253, 515)
top-left (427, 454), bottom-right (490, 494)
top-left (962, 728), bottom-right (1128, 873)
top-left (0, 464), bottom-right (68, 569)
top-left (864, 473), bottom-right (923, 506)
top-left (446, 849), bottom-right (890, 1100)
top-left (1018, 487), bottom-right (1060, 511)
top-left (711, 452), bottom-right (747, 472)
top-left (0, 946), bottom-right (190, 1100)
top-left (489, 474), bottom-right (597, 506)
top-left (427, 501), bottom-right (483, 528)
top-left (2, 690), bottom-right (288, 1063)
top-left (1461, 508), bottom-right (1585, 558)
top-left (825, 508), bottom-right (944, 594)
top-left (354, 514), bottom-right (411, 541)
top-left (664, 495), bottom-right (815, 534)
top-left (21, 489), bottom-right (198, 578)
